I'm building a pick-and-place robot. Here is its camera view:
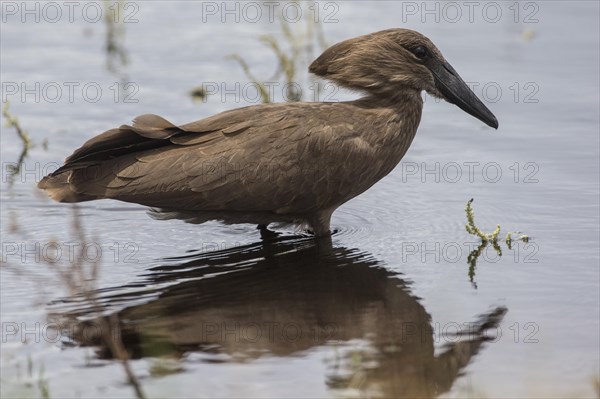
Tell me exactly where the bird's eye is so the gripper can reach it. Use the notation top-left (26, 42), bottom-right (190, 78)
top-left (412, 46), bottom-right (428, 59)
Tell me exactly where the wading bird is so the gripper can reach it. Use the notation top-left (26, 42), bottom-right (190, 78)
top-left (39, 29), bottom-right (498, 237)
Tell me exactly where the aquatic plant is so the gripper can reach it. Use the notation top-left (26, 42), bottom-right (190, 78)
top-left (46, 206), bottom-right (147, 398)
top-left (465, 199), bottom-right (500, 243)
top-left (465, 199), bottom-right (528, 246)
top-left (189, 86), bottom-right (208, 102)
top-left (223, 0), bottom-right (328, 103)
top-left (103, 0), bottom-right (129, 78)
top-left (1, 207), bottom-right (147, 399)
top-left (37, 363), bottom-right (50, 399)
top-left (226, 54), bottom-right (273, 103)
top-left (2, 101), bottom-right (32, 186)
top-left (464, 199), bottom-right (529, 288)
top-left (2, 101), bottom-right (31, 150)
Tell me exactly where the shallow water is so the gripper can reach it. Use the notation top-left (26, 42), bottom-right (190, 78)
top-left (1, 1), bottom-right (599, 398)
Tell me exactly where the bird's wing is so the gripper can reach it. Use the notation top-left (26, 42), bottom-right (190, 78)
top-left (48, 102), bottom-right (378, 213)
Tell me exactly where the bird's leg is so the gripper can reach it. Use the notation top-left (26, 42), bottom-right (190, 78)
top-left (307, 209), bottom-right (334, 238)
top-left (257, 224), bottom-right (278, 240)
top-left (307, 226), bottom-right (332, 237)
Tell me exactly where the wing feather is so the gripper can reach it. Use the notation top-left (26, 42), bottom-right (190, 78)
top-left (41, 101), bottom-right (391, 214)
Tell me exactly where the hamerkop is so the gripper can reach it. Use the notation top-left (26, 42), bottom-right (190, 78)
top-left (39, 29), bottom-right (498, 237)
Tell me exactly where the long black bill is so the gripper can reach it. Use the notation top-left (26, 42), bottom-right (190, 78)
top-left (431, 61), bottom-right (499, 129)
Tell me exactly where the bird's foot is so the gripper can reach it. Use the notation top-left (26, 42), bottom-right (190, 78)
top-left (257, 224), bottom-right (279, 240)
top-left (305, 228), bottom-right (333, 238)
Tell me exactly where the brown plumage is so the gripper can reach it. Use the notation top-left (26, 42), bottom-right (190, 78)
top-left (39, 29), bottom-right (498, 236)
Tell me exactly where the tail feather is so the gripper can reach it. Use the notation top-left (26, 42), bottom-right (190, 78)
top-left (38, 172), bottom-right (98, 203)
top-left (38, 114), bottom-right (183, 204)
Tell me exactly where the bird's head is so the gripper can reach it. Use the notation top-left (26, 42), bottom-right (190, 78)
top-left (309, 28), bottom-right (498, 129)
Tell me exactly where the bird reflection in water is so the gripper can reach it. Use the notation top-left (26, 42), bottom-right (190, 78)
top-left (53, 234), bottom-right (506, 398)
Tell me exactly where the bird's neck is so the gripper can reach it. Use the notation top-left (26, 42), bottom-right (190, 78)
top-left (354, 89), bottom-right (424, 113)
top-left (352, 89), bottom-right (424, 143)
top-left (341, 88), bottom-right (424, 184)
